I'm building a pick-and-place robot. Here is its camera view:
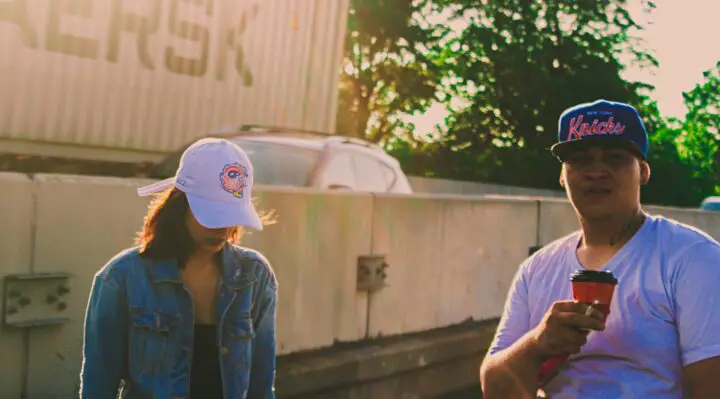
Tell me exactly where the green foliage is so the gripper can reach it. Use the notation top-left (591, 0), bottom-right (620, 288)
top-left (618, 63), bottom-right (719, 207)
top-left (639, 63), bottom-right (720, 206)
top-left (336, 0), bottom-right (448, 143)
top-left (679, 62), bottom-right (720, 187)
top-left (425, 0), bottom-right (658, 189)
top-left (342, 0), bottom-right (718, 207)
top-left (641, 119), bottom-right (702, 207)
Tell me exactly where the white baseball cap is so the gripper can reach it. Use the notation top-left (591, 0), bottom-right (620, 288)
top-left (137, 138), bottom-right (263, 230)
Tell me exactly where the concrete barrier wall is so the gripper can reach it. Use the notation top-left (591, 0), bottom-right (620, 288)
top-left (644, 205), bottom-right (720, 241)
top-left (368, 195), bottom-right (537, 337)
top-left (243, 188), bottom-right (373, 354)
top-left (538, 200), bottom-right (580, 244)
top-left (409, 176), bottom-right (566, 198)
top-left (538, 200), bottom-right (720, 246)
top-left (26, 174), bottom-right (153, 398)
top-left (1, 172), bottom-right (719, 397)
top-left (0, 173), bottom-right (34, 399)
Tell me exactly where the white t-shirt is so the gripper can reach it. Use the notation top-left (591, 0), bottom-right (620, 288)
top-left (488, 214), bottom-right (720, 398)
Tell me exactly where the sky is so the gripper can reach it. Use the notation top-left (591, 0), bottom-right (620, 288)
top-left (625, 0), bottom-right (720, 117)
top-left (410, 0), bottom-right (720, 132)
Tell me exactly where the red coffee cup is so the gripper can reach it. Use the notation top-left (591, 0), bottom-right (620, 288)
top-left (570, 269), bottom-right (618, 319)
top-left (537, 270), bottom-right (618, 385)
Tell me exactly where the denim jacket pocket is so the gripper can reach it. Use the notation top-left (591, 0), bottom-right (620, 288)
top-left (130, 308), bottom-right (178, 375)
top-left (224, 313), bottom-right (255, 370)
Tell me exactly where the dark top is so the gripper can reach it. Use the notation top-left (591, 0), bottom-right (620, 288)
top-left (189, 324), bottom-right (223, 399)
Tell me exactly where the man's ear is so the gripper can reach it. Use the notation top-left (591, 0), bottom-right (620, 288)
top-left (640, 161), bottom-right (651, 185)
top-left (559, 165), bottom-right (568, 188)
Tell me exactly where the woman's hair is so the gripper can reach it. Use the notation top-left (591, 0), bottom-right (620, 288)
top-left (135, 188), bottom-right (244, 260)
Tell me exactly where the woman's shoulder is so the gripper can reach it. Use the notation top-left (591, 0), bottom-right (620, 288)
top-left (94, 246), bottom-right (145, 285)
top-left (226, 244), bottom-right (277, 289)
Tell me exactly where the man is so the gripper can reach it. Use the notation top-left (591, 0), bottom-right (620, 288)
top-left (479, 99), bottom-right (720, 398)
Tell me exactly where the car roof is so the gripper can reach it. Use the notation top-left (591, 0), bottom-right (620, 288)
top-left (236, 135), bottom-right (326, 151)
top-left (702, 196), bottom-right (720, 204)
top-left (209, 125), bottom-right (401, 166)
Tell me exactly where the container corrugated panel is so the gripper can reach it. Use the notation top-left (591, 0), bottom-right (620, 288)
top-left (0, 0), bottom-right (349, 157)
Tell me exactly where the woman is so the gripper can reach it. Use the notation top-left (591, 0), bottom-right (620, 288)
top-left (80, 138), bottom-right (278, 399)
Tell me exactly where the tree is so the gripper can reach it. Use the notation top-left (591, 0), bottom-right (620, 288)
top-left (640, 115), bottom-right (702, 207)
top-left (641, 60), bottom-right (720, 207)
top-left (336, 0), bottom-right (448, 142)
top-left (678, 61), bottom-right (720, 191)
top-left (643, 61), bottom-right (720, 207)
top-left (417, 0), bottom-right (658, 189)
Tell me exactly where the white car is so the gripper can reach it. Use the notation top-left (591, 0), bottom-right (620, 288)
top-left (150, 125), bottom-right (413, 194)
top-left (700, 196), bottom-right (720, 212)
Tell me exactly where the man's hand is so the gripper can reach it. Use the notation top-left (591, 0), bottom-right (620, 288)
top-left (529, 300), bottom-right (606, 359)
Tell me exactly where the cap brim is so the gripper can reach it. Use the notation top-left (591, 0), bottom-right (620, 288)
top-left (137, 178), bottom-right (176, 196)
top-left (186, 193), bottom-right (264, 231)
top-left (550, 136), bottom-right (645, 161)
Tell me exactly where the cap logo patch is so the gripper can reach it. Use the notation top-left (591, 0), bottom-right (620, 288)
top-left (568, 115), bottom-right (626, 140)
top-left (220, 163), bottom-right (248, 198)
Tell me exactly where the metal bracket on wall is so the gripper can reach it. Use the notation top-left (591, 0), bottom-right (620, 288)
top-left (3, 273), bottom-right (73, 328)
top-left (357, 255), bottom-right (389, 293)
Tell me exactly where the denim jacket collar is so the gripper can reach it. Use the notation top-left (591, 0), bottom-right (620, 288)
top-left (221, 244), bottom-right (257, 291)
top-left (146, 244), bottom-right (257, 290)
top-left (147, 257), bottom-right (181, 283)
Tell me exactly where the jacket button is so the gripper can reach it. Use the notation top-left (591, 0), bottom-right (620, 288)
top-left (221, 347), bottom-right (229, 355)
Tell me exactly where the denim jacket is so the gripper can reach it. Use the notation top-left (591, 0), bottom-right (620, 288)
top-left (79, 244), bottom-right (278, 399)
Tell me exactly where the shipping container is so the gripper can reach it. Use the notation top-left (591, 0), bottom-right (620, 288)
top-left (0, 0), bottom-right (349, 169)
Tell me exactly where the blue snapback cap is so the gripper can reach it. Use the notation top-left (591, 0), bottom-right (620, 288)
top-left (550, 99), bottom-right (649, 161)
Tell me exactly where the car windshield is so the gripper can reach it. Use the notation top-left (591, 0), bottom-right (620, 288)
top-left (232, 139), bottom-right (321, 186)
